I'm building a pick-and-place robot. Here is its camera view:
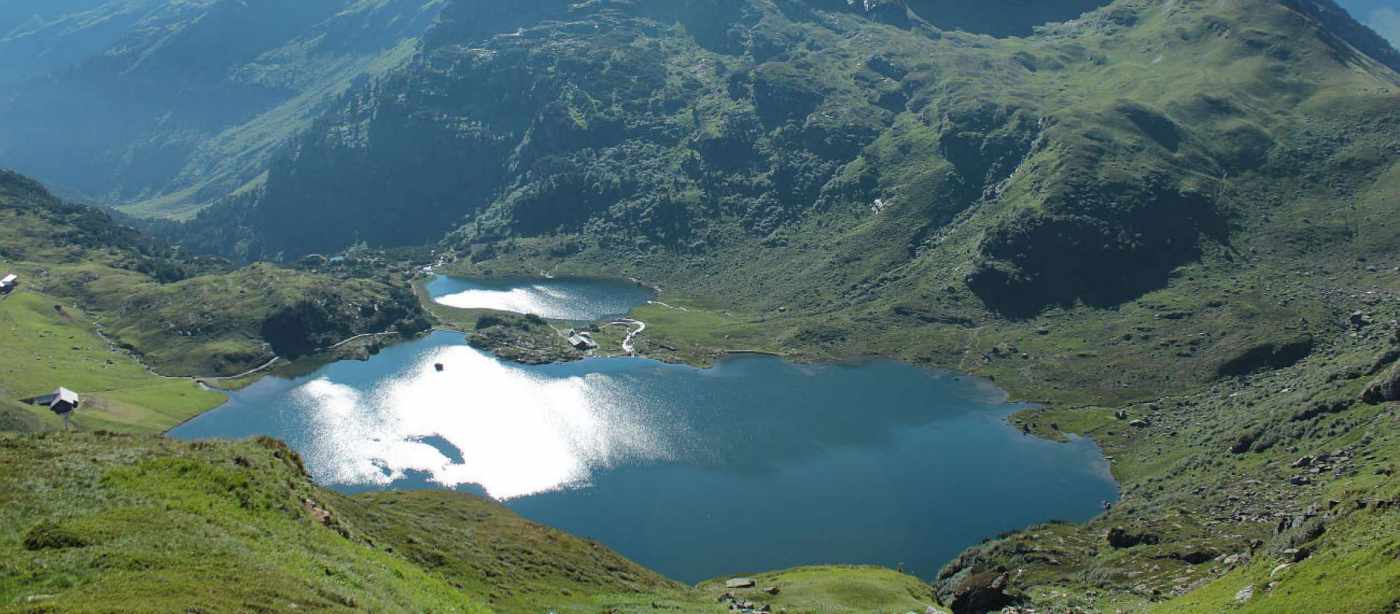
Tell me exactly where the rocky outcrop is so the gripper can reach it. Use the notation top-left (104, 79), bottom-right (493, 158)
top-left (946, 571), bottom-right (1014, 614)
top-left (1216, 337), bottom-right (1315, 378)
top-left (1362, 363), bottom-right (1400, 404)
top-left (935, 550), bottom-right (1020, 614)
top-left (1106, 526), bottom-right (1160, 549)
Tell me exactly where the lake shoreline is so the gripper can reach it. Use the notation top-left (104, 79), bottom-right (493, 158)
top-left (171, 328), bottom-right (1118, 584)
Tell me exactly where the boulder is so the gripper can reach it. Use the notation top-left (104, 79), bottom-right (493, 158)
top-left (1349, 311), bottom-right (1372, 329)
top-left (1235, 585), bottom-right (1255, 604)
top-left (725, 578), bottom-right (756, 589)
top-left (948, 571), bottom-right (1013, 614)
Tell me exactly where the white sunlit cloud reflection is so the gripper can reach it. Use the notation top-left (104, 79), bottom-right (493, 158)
top-left (293, 344), bottom-right (679, 499)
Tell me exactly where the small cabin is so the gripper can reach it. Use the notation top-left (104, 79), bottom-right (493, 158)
top-left (568, 332), bottom-right (598, 351)
top-left (49, 387), bottom-right (80, 415)
top-left (0, 273), bottom-right (17, 293)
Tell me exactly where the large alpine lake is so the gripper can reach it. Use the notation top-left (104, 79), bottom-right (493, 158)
top-left (172, 277), bottom-right (1117, 583)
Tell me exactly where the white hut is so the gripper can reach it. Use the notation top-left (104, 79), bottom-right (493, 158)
top-left (48, 387), bottom-right (80, 430)
top-left (49, 387), bottom-right (79, 413)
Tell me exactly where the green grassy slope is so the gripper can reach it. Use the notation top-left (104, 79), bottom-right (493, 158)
top-left (936, 309), bottom-right (1400, 612)
top-left (697, 566), bottom-right (941, 613)
top-left (0, 432), bottom-right (947, 613)
top-left (0, 433), bottom-right (486, 613)
top-left (338, 491), bottom-right (695, 612)
top-left (0, 290), bottom-right (225, 433)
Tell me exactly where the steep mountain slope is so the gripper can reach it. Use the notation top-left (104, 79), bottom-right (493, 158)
top-left (206, 0), bottom-right (1398, 398)
top-left (0, 0), bottom-right (445, 216)
top-left (228, 0), bottom-right (1397, 274)
top-left (0, 0), bottom-right (145, 84)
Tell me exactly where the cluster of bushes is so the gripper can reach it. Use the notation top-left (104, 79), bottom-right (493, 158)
top-left (475, 313), bottom-right (545, 331)
top-left (258, 285), bottom-right (430, 358)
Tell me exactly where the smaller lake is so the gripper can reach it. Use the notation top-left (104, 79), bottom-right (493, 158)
top-left (426, 275), bottom-right (653, 320)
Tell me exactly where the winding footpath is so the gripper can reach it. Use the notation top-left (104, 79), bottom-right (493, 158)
top-left (621, 319), bottom-right (646, 354)
top-left (608, 319), bottom-right (646, 355)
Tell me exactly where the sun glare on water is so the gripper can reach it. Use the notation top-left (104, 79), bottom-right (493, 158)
top-left (432, 285), bottom-right (580, 319)
top-left (292, 345), bottom-right (677, 499)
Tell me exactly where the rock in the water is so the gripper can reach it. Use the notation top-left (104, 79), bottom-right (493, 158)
top-left (725, 578), bottom-right (756, 589)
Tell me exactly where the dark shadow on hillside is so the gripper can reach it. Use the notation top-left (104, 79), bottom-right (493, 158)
top-left (966, 184), bottom-right (1229, 319)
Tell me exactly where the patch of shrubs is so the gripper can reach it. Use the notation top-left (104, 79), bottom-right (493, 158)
top-left (23, 521), bottom-right (91, 551)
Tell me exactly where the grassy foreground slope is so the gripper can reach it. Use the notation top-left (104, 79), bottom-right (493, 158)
top-left (0, 433), bottom-right (488, 613)
top-left (0, 433), bottom-right (947, 613)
